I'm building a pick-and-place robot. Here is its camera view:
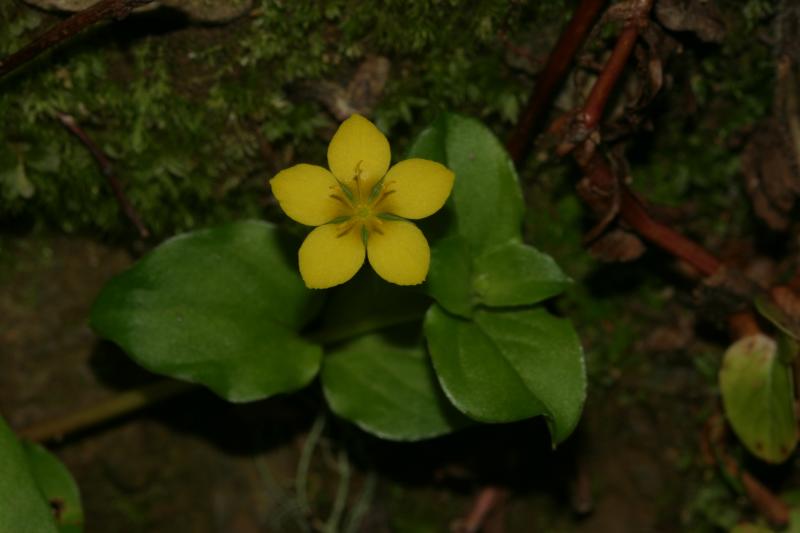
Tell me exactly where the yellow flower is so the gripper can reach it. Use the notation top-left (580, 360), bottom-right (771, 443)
top-left (270, 114), bottom-right (455, 289)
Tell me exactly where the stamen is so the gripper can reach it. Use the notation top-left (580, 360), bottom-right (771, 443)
top-left (372, 188), bottom-right (396, 209)
top-left (329, 194), bottom-right (349, 206)
top-left (335, 178), bottom-right (355, 204)
top-left (370, 217), bottom-right (385, 235)
top-left (336, 220), bottom-right (356, 238)
top-left (367, 175), bottom-right (387, 203)
top-left (377, 212), bottom-right (405, 221)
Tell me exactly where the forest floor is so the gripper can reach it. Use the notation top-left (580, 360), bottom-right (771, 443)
top-left (0, 231), bottom-right (734, 532)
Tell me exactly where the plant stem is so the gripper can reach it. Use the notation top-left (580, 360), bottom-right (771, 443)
top-left (56, 112), bottom-right (149, 239)
top-left (324, 448), bottom-right (351, 533)
top-left (17, 379), bottom-right (194, 443)
top-left (581, 24), bottom-right (639, 131)
top-left (0, 0), bottom-right (154, 80)
top-left (296, 414), bottom-right (326, 517)
top-left (506, 0), bottom-right (607, 164)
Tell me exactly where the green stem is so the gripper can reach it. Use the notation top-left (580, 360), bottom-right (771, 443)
top-left (17, 379), bottom-right (194, 443)
top-left (324, 448), bottom-right (351, 533)
top-left (295, 414), bottom-right (326, 517)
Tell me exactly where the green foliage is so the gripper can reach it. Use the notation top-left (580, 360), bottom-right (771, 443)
top-left (425, 306), bottom-right (585, 443)
top-left (91, 221), bottom-right (323, 402)
top-left (719, 334), bottom-right (798, 463)
top-left (408, 114), bottom-right (572, 317)
top-left (0, 415), bottom-right (83, 533)
top-left (89, 114), bottom-right (585, 444)
top-left (408, 114), bottom-right (584, 443)
top-left (321, 327), bottom-right (471, 441)
top-left (22, 442), bottom-right (84, 533)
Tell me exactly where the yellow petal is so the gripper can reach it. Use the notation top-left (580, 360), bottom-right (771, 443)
top-left (299, 223), bottom-right (365, 289)
top-left (367, 221), bottom-right (430, 286)
top-left (376, 159), bottom-right (455, 219)
top-left (270, 164), bottom-right (348, 226)
top-left (327, 114), bottom-right (390, 193)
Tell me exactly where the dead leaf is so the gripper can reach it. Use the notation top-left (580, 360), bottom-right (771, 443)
top-left (311, 56), bottom-right (391, 121)
top-left (655, 0), bottom-right (726, 43)
top-left (742, 120), bottom-right (799, 230)
top-left (588, 229), bottom-right (646, 262)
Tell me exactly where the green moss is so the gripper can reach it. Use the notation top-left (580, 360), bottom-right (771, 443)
top-left (0, 0), bottom-right (566, 238)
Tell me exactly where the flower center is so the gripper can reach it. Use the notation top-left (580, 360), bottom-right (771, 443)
top-left (356, 205), bottom-right (371, 219)
top-left (327, 163), bottom-right (397, 240)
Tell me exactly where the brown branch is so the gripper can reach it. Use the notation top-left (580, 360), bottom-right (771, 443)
top-left (506, 0), bottom-right (607, 164)
top-left (581, 25), bottom-right (639, 130)
top-left (554, 1), bottom-right (653, 156)
top-left (0, 0), bottom-right (154, 80)
top-left (56, 112), bottom-right (150, 238)
top-left (451, 486), bottom-right (507, 533)
top-left (575, 149), bottom-right (721, 276)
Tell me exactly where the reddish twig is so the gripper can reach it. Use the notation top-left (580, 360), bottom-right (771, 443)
top-left (575, 149), bottom-right (721, 276)
top-left (0, 0), bottom-right (154, 80)
top-left (581, 25), bottom-right (639, 131)
top-left (554, 1), bottom-right (653, 156)
top-left (506, 0), bottom-right (607, 164)
top-left (704, 415), bottom-right (790, 527)
top-left (617, 187), bottom-right (720, 276)
top-left (451, 486), bottom-right (507, 533)
top-left (56, 112), bottom-right (149, 238)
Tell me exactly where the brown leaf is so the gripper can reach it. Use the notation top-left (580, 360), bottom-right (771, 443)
top-left (742, 120), bottom-right (800, 230)
top-left (772, 286), bottom-right (800, 323)
top-left (588, 229), bottom-right (646, 262)
top-left (655, 0), bottom-right (726, 43)
top-left (312, 56), bottom-right (391, 121)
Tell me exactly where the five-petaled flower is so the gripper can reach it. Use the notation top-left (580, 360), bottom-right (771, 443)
top-left (270, 114), bottom-right (454, 289)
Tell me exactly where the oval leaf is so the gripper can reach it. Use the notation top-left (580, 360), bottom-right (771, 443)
top-left (408, 114), bottom-right (525, 250)
top-left (720, 334), bottom-right (798, 463)
top-left (473, 242), bottom-right (572, 307)
top-left (408, 114), bottom-right (569, 313)
top-left (321, 327), bottom-right (472, 441)
top-left (23, 443), bottom-right (83, 532)
top-left (424, 305), bottom-right (586, 444)
top-left (425, 235), bottom-right (474, 317)
top-left (91, 221), bottom-right (323, 402)
top-left (0, 415), bottom-right (63, 533)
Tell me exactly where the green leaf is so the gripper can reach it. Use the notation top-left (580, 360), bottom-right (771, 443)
top-left (321, 327), bottom-right (472, 440)
top-left (408, 114), bottom-right (524, 251)
top-left (473, 242), bottom-right (572, 307)
top-left (720, 334), bottom-right (798, 463)
top-left (22, 443), bottom-right (83, 533)
top-left (425, 235), bottom-right (473, 317)
top-left (424, 305), bottom-right (586, 444)
top-left (0, 415), bottom-right (64, 533)
top-left (407, 114), bottom-right (569, 314)
top-left (91, 220), bottom-right (323, 402)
